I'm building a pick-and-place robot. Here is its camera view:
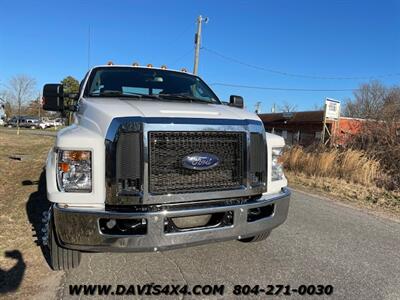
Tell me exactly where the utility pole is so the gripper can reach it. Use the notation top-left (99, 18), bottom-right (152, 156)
top-left (17, 99), bottom-right (21, 135)
top-left (321, 102), bottom-right (326, 144)
top-left (193, 15), bottom-right (208, 75)
top-left (271, 103), bottom-right (276, 113)
top-left (38, 92), bottom-right (41, 120)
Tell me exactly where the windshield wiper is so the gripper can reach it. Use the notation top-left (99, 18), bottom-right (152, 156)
top-left (89, 90), bottom-right (215, 103)
top-left (89, 90), bottom-right (159, 99)
top-left (157, 93), bottom-right (213, 103)
top-left (89, 90), bottom-right (140, 98)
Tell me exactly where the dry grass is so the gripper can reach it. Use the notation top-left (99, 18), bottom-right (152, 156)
top-left (286, 171), bottom-right (400, 215)
top-left (282, 146), bottom-right (400, 214)
top-left (282, 146), bottom-right (380, 186)
top-left (0, 130), bottom-right (61, 299)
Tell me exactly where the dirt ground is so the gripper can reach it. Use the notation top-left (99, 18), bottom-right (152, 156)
top-left (0, 130), bottom-right (62, 300)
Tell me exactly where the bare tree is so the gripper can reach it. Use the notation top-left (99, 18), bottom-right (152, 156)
top-left (7, 75), bottom-right (36, 134)
top-left (382, 87), bottom-right (400, 122)
top-left (343, 81), bottom-right (387, 120)
top-left (279, 101), bottom-right (297, 112)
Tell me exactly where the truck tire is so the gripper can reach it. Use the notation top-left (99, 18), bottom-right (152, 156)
top-left (238, 230), bottom-right (271, 243)
top-left (48, 220), bottom-right (81, 270)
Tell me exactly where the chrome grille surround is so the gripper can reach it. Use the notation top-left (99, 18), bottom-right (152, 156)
top-left (105, 117), bottom-right (267, 205)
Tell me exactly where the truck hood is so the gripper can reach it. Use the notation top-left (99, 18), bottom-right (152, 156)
top-left (77, 97), bottom-right (263, 137)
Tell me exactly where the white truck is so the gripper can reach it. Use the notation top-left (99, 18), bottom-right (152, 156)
top-left (0, 101), bottom-right (5, 125)
top-left (42, 64), bottom-right (290, 270)
top-left (39, 118), bottom-right (64, 129)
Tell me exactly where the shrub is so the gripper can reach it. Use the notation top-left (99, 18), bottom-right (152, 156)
top-left (347, 120), bottom-right (400, 190)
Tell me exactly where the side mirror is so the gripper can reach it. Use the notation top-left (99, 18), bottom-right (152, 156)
top-left (42, 84), bottom-right (64, 111)
top-left (229, 95), bottom-right (244, 108)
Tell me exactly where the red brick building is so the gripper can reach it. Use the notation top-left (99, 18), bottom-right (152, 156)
top-left (258, 111), bottom-right (364, 146)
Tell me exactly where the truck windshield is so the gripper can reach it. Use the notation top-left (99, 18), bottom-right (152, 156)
top-left (85, 67), bottom-right (220, 104)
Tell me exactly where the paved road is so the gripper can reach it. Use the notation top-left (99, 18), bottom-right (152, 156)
top-left (57, 191), bottom-right (400, 299)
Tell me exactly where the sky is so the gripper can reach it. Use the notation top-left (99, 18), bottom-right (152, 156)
top-left (0, 0), bottom-right (399, 113)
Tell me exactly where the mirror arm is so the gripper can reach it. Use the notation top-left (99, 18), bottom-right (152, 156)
top-left (65, 93), bottom-right (79, 100)
top-left (63, 93), bottom-right (80, 112)
top-left (66, 104), bottom-right (77, 112)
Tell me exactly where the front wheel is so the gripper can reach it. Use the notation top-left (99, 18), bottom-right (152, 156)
top-left (48, 220), bottom-right (81, 270)
top-left (238, 230), bottom-right (271, 243)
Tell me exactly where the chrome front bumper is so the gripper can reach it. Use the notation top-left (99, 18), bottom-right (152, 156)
top-left (53, 188), bottom-right (291, 252)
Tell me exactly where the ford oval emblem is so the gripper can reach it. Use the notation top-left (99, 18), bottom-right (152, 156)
top-left (182, 153), bottom-right (220, 170)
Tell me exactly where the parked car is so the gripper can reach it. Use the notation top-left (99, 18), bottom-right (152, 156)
top-left (20, 117), bottom-right (41, 129)
top-left (39, 117), bottom-right (65, 129)
top-left (5, 116), bottom-right (22, 128)
top-left (41, 64), bottom-right (290, 270)
top-left (53, 118), bottom-right (64, 127)
top-left (39, 118), bottom-right (54, 129)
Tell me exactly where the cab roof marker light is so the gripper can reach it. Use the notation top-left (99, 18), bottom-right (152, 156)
top-left (161, 65), bottom-right (167, 69)
top-left (132, 62), bottom-right (139, 67)
top-left (107, 61), bottom-right (114, 65)
top-left (181, 68), bottom-right (187, 73)
top-left (147, 64), bottom-right (153, 68)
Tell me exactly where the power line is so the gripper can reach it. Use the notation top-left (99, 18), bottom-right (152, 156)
top-left (203, 47), bottom-right (400, 80)
top-left (166, 22), bottom-right (196, 67)
top-left (210, 82), bottom-right (359, 92)
top-left (169, 26), bottom-right (193, 44)
top-left (169, 48), bottom-right (193, 67)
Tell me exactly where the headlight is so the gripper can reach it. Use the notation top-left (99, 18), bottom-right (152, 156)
top-left (57, 150), bottom-right (92, 192)
top-left (271, 147), bottom-right (284, 181)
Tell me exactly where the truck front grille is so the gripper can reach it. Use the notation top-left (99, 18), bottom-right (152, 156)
top-left (149, 131), bottom-right (246, 195)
